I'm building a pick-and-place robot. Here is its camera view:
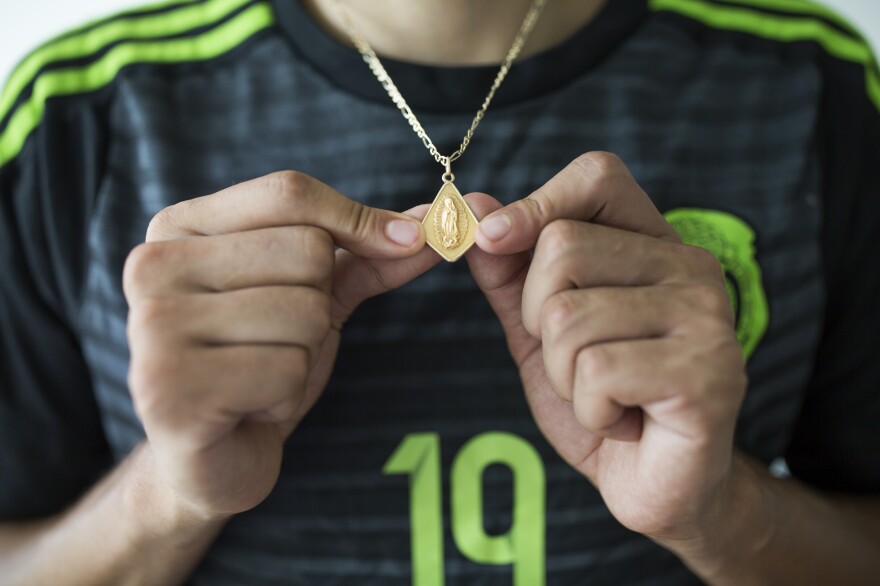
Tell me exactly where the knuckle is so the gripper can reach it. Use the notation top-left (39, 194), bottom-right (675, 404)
top-left (128, 349), bottom-right (185, 419)
top-left (271, 170), bottom-right (312, 207)
top-left (541, 290), bottom-right (580, 340)
top-left (575, 151), bottom-right (624, 178)
top-left (556, 251), bottom-right (585, 282)
top-left (537, 219), bottom-right (580, 261)
top-left (123, 243), bottom-right (170, 296)
top-left (577, 345), bottom-right (613, 383)
top-left (145, 207), bottom-right (171, 241)
top-left (127, 297), bottom-right (179, 339)
top-left (146, 202), bottom-right (189, 241)
top-left (145, 216), bottom-right (163, 242)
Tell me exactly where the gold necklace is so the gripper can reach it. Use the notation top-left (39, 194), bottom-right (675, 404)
top-left (331, 0), bottom-right (549, 261)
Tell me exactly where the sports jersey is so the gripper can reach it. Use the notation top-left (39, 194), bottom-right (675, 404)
top-left (1, 0), bottom-right (879, 583)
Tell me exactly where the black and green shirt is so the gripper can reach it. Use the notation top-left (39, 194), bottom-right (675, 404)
top-left (1, 0), bottom-right (879, 583)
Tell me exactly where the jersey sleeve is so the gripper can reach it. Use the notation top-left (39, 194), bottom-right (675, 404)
top-left (0, 74), bottom-right (112, 520)
top-left (784, 49), bottom-right (880, 493)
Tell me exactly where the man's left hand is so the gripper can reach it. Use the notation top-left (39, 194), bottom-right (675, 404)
top-left (464, 152), bottom-right (747, 542)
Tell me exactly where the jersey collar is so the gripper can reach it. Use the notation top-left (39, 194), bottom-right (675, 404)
top-left (272, 0), bottom-right (649, 114)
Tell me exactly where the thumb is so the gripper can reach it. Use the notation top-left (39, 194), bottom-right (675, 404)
top-left (463, 193), bottom-right (539, 368)
top-left (330, 204), bottom-right (440, 329)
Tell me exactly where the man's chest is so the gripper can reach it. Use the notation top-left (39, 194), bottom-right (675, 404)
top-left (78, 51), bottom-right (823, 583)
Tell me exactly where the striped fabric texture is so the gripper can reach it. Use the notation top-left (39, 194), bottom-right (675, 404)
top-left (0, 0), bottom-right (274, 167)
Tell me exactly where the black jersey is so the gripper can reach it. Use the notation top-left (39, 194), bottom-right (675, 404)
top-left (1, 0), bottom-right (879, 584)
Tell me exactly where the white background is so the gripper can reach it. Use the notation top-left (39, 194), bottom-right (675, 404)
top-left (0, 0), bottom-right (879, 86)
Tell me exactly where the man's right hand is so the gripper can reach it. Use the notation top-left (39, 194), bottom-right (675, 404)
top-left (122, 171), bottom-right (437, 521)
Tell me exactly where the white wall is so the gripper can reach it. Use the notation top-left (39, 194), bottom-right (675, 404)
top-left (0, 0), bottom-right (879, 87)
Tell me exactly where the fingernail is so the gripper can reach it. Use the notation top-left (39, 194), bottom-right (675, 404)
top-left (480, 213), bottom-right (512, 241)
top-left (386, 219), bottom-right (420, 246)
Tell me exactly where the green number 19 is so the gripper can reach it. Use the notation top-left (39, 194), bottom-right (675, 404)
top-left (383, 432), bottom-right (546, 585)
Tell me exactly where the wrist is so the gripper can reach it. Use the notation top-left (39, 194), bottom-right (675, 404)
top-left (120, 443), bottom-right (229, 547)
top-left (655, 453), bottom-right (777, 582)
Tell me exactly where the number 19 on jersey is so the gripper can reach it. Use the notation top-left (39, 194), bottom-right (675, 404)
top-left (384, 432), bottom-right (547, 585)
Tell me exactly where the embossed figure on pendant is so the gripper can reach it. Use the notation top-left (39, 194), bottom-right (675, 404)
top-left (424, 182), bottom-right (478, 262)
top-left (440, 196), bottom-right (461, 248)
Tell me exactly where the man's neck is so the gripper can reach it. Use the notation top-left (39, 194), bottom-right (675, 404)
top-left (302, 0), bottom-right (608, 67)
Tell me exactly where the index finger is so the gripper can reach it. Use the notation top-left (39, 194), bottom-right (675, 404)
top-left (146, 171), bottom-right (425, 259)
top-left (475, 152), bottom-right (679, 254)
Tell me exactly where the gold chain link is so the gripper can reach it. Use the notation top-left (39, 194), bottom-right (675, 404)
top-left (331, 0), bottom-right (548, 170)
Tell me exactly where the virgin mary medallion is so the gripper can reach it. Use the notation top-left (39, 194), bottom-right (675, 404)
top-left (423, 181), bottom-right (479, 262)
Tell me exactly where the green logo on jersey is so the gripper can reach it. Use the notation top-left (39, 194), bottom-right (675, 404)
top-left (664, 208), bottom-right (769, 359)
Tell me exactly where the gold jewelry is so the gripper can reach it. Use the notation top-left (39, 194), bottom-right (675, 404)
top-left (331, 0), bottom-right (548, 261)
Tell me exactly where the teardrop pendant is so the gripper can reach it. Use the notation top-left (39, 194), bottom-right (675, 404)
top-left (422, 180), bottom-right (479, 262)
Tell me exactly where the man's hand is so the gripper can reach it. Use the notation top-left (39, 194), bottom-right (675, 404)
top-left (123, 171), bottom-right (438, 521)
top-left (464, 153), bottom-right (747, 542)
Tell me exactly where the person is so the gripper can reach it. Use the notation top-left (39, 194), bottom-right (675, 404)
top-left (440, 196), bottom-right (460, 248)
top-left (1, 0), bottom-right (878, 583)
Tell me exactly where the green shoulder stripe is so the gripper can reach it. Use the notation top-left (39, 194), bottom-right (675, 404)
top-left (708, 0), bottom-right (860, 37)
top-left (41, 0), bottom-right (202, 48)
top-left (0, 0), bottom-right (254, 129)
top-left (0, 1), bottom-right (274, 169)
top-left (649, 0), bottom-right (880, 111)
